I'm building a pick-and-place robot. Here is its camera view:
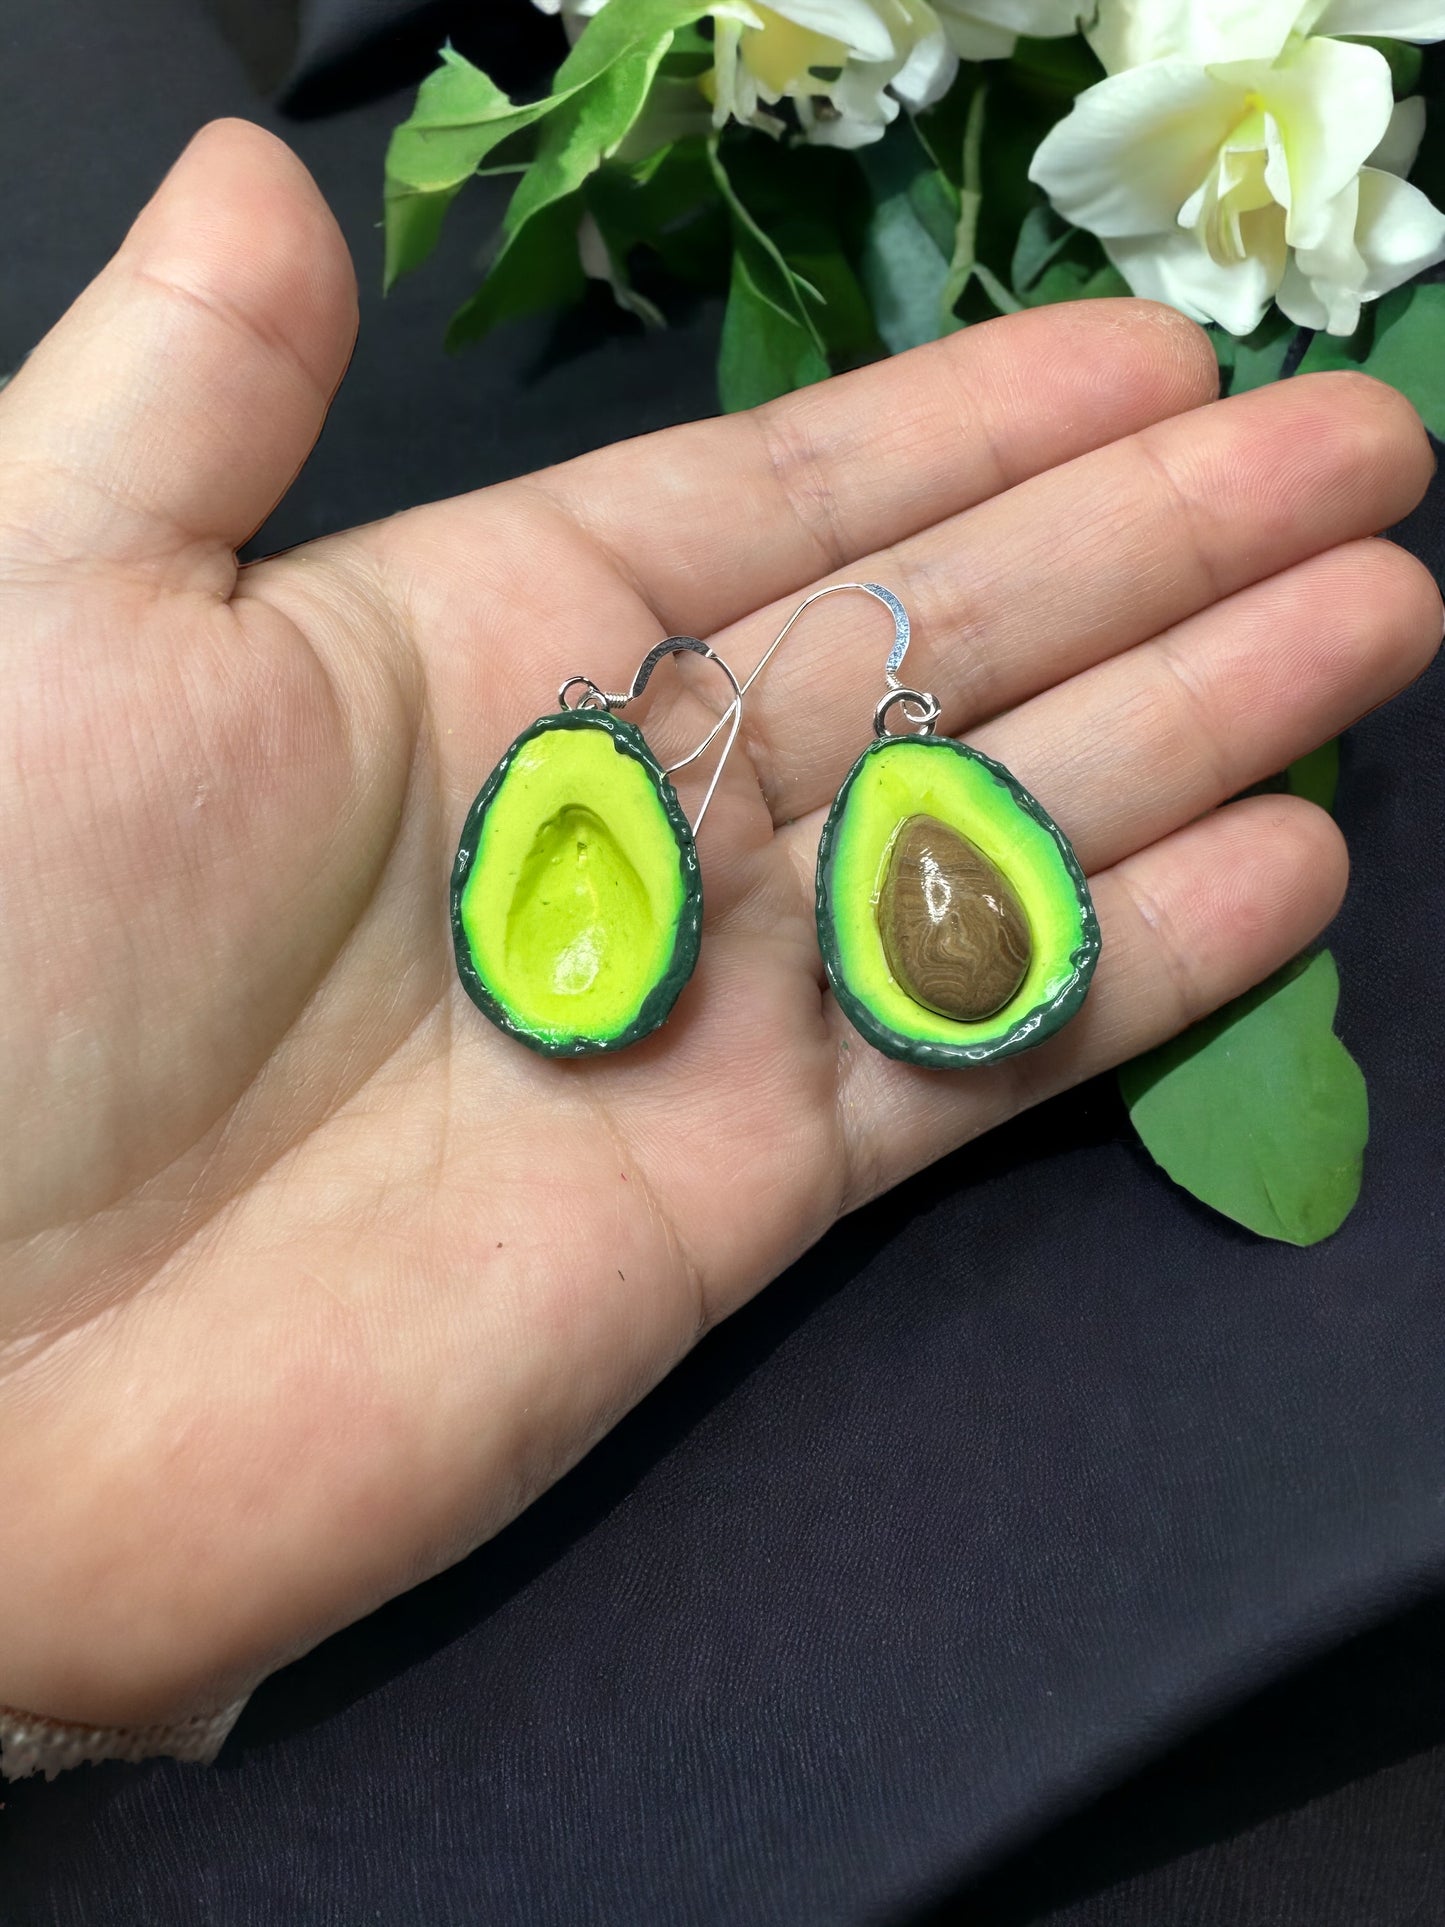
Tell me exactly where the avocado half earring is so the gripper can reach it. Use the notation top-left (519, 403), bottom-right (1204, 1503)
top-left (740, 581), bottom-right (1099, 1067)
top-left (450, 636), bottom-right (742, 1058)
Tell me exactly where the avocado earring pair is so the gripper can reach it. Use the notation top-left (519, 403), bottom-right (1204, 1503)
top-left (450, 586), bottom-right (1099, 1065)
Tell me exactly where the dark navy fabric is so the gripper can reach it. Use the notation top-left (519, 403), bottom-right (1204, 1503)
top-left (2, 2), bottom-right (1445, 1921)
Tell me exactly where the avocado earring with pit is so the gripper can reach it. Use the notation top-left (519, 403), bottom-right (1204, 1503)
top-left (762, 582), bottom-right (1099, 1067)
top-left (450, 637), bottom-right (742, 1058)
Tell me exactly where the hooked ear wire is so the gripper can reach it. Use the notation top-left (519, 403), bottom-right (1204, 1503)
top-left (742, 580), bottom-right (914, 704)
top-left (558, 635), bottom-right (744, 834)
top-left (746, 579), bottom-right (940, 738)
top-left (687, 580), bottom-right (934, 771)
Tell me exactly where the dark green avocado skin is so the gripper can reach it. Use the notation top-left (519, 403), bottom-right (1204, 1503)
top-left (451, 709), bottom-right (702, 1058)
top-left (815, 736), bottom-right (1101, 1069)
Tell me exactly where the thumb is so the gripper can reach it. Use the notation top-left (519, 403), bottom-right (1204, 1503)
top-left (0, 119), bottom-right (357, 593)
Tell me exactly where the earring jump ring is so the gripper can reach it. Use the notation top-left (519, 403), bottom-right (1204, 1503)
top-left (873, 686), bottom-right (940, 738)
top-left (558, 674), bottom-right (612, 712)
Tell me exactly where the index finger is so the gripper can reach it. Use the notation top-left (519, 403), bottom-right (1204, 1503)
top-left (528, 299), bottom-right (1218, 636)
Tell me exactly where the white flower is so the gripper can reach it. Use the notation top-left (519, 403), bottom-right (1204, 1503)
top-left (935, 0), bottom-right (1082, 62)
top-left (706, 1), bottom-right (951, 148)
top-left (1088, 0), bottom-right (1445, 72)
top-left (534, 1), bottom-right (1081, 148)
top-left (1030, 1), bottom-right (1445, 334)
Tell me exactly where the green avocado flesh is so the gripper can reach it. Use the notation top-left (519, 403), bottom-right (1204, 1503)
top-left (452, 711), bottom-right (701, 1056)
top-left (816, 736), bottom-right (1099, 1067)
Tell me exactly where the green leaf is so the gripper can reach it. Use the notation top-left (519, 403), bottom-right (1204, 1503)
top-left (1286, 738), bottom-right (1340, 813)
top-left (1354, 283), bottom-right (1445, 436)
top-left (715, 141), bottom-right (883, 367)
top-left (1012, 215), bottom-right (1129, 308)
top-left (581, 133), bottom-right (720, 326)
top-left (861, 85), bottom-right (1044, 344)
top-left (921, 45), bottom-right (1085, 308)
top-left (1011, 200), bottom-right (1077, 293)
top-left (629, 140), bottom-right (676, 188)
top-left (941, 79), bottom-right (1022, 319)
top-left (857, 117), bottom-right (962, 353)
top-left (384, 50), bottom-right (530, 288)
top-left (538, 0), bottom-right (725, 100)
top-left (446, 193), bottom-right (589, 346)
top-left (443, 45), bottom-right (671, 346)
top-left (1298, 282), bottom-right (1445, 436)
top-left (1294, 307), bottom-right (1372, 375)
top-left (615, 72), bottom-right (714, 164)
top-left (1027, 255), bottom-right (1129, 306)
top-left (786, 239), bottom-right (883, 368)
top-left (1214, 309), bottom-right (1297, 394)
top-left (384, 1), bottom-right (719, 288)
top-left (593, 135), bottom-right (716, 233)
top-left (584, 136), bottom-right (726, 297)
top-left (582, 208), bottom-right (668, 329)
top-left (710, 141), bottom-right (829, 411)
top-left (718, 248), bottom-right (831, 411)
top-left (657, 22), bottom-right (714, 71)
top-left (1007, 31), bottom-right (1106, 96)
top-left (1120, 951), bottom-right (1368, 1246)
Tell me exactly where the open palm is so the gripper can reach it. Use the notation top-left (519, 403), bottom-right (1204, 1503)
top-left (1, 123), bottom-right (1438, 1733)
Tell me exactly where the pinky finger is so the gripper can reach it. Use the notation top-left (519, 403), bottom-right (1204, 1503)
top-left (839, 794), bottom-right (1350, 1208)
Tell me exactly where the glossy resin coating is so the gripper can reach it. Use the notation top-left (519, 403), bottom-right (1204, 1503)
top-left (878, 813), bottom-right (1032, 1022)
top-left (816, 736), bottom-right (1099, 1067)
top-left (452, 710), bottom-right (702, 1057)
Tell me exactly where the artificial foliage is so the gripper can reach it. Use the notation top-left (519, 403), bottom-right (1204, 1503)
top-left (384, 5), bottom-right (1445, 1243)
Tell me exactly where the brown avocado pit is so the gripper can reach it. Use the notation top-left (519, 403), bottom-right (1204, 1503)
top-left (877, 813), bottom-right (1032, 1023)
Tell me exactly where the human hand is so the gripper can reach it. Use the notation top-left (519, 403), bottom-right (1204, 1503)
top-left (1, 121), bottom-right (1438, 1730)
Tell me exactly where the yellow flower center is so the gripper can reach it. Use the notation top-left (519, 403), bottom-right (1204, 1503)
top-left (739, 5), bottom-right (849, 94)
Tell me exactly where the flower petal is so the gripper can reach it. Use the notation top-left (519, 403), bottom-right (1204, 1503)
top-left (1289, 176), bottom-right (1368, 332)
top-left (1309, 0), bottom-right (1445, 39)
top-left (890, 18), bottom-right (959, 106)
top-left (743, 6), bottom-right (852, 90)
top-left (1087, 0), bottom-right (1302, 71)
top-left (934, 11), bottom-right (1018, 56)
top-left (1355, 165), bottom-right (1445, 295)
top-left (1105, 225), bottom-right (1282, 331)
top-left (769, 0), bottom-right (900, 60)
top-left (1276, 255), bottom-right (1331, 329)
top-left (711, 18), bottom-right (752, 127)
top-left (1030, 63), bottom-right (1245, 239)
top-left (1252, 36), bottom-right (1394, 251)
top-left (948, 0), bottom-right (1081, 35)
top-left (796, 64), bottom-right (902, 142)
top-left (1279, 166), bottom-right (1445, 330)
top-left (1369, 96), bottom-right (1427, 177)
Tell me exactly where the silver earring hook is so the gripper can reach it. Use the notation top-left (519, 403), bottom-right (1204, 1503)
top-left (688, 580), bottom-right (937, 767)
top-left (742, 580), bottom-right (913, 702)
top-left (755, 580), bottom-right (939, 737)
top-left (558, 636), bottom-right (744, 835)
